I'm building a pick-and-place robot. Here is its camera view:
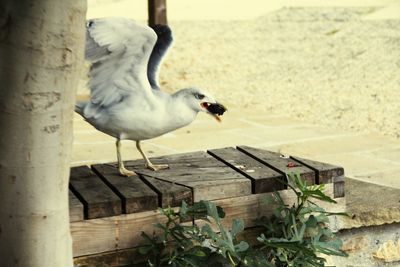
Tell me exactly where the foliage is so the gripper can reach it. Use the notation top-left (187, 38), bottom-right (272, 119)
top-left (139, 200), bottom-right (252, 266)
top-left (255, 173), bottom-right (348, 267)
top-left (138, 173), bottom-right (347, 267)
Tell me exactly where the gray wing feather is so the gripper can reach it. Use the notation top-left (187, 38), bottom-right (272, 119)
top-left (83, 18), bottom-right (157, 118)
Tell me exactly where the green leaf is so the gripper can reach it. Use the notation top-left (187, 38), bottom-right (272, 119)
top-left (201, 224), bottom-right (218, 241)
top-left (138, 245), bottom-right (153, 255)
top-left (231, 218), bottom-right (245, 238)
top-left (234, 241), bottom-right (249, 252)
top-left (179, 200), bottom-right (188, 216)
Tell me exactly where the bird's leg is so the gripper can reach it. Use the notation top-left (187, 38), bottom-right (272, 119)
top-left (136, 141), bottom-right (169, 171)
top-left (116, 139), bottom-right (136, 177)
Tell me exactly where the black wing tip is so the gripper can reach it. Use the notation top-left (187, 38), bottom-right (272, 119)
top-left (150, 24), bottom-right (171, 32)
top-left (150, 24), bottom-right (173, 41)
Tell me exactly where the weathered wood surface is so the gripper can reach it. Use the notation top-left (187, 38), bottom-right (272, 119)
top-left (71, 210), bottom-right (171, 257)
top-left (148, 0), bottom-right (167, 26)
top-left (141, 175), bottom-right (193, 207)
top-left (290, 156), bottom-right (344, 184)
top-left (92, 164), bottom-right (158, 213)
top-left (71, 184), bottom-right (343, 257)
top-left (290, 156), bottom-right (345, 198)
top-left (126, 151), bottom-right (252, 201)
top-left (237, 146), bottom-right (316, 185)
top-left (208, 147), bottom-right (285, 193)
top-left (69, 146), bottom-right (345, 222)
top-left (69, 190), bottom-right (84, 222)
top-left (70, 166), bottom-right (121, 219)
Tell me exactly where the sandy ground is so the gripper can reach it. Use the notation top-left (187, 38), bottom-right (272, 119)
top-left (83, 1), bottom-right (400, 140)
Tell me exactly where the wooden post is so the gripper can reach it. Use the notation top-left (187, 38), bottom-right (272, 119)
top-left (148, 0), bottom-right (167, 26)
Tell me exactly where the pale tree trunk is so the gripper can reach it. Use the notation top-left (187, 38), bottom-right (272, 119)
top-left (0, 1), bottom-right (86, 266)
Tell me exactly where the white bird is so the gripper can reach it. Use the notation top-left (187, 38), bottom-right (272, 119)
top-left (75, 18), bottom-right (227, 177)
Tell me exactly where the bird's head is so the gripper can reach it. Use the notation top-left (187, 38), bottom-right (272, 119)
top-left (178, 88), bottom-right (227, 122)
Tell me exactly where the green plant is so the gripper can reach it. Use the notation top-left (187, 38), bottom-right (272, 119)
top-left (139, 200), bottom-right (246, 266)
top-left (255, 173), bottom-right (348, 266)
top-left (139, 173), bottom-right (347, 267)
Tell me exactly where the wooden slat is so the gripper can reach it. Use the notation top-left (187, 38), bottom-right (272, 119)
top-left (126, 151), bottom-right (252, 201)
top-left (71, 210), bottom-right (169, 257)
top-left (208, 147), bottom-right (285, 193)
top-left (141, 175), bottom-right (193, 207)
top-left (290, 156), bottom-right (344, 184)
top-left (333, 176), bottom-right (345, 198)
top-left (92, 164), bottom-right (158, 214)
top-left (74, 247), bottom-right (144, 267)
top-left (290, 156), bottom-right (345, 197)
top-left (198, 183), bottom-right (342, 232)
top-left (237, 146), bottom-right (316, 185)
top-left (69, 166), bottom-right (121, 219)
top-left (69, 190), bottom-right (84, 222)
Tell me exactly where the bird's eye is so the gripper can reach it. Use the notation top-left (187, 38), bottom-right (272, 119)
top-left (194, 93), bottom-right (205, 100)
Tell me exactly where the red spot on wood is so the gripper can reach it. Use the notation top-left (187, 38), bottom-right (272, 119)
top-left (287, 162), bottom-right (297, 168)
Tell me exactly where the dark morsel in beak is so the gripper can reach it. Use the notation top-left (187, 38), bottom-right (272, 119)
top-left (206, 103), bottom-right (227, 116)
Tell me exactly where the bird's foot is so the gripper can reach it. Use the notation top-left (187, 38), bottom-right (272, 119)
top-left (146, 163), bottom-right (169, 171)
top-left (118, 167), bottom-right (136, 177)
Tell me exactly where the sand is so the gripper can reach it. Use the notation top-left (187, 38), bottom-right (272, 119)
top-left (83, 2), bottom-right (400, 140)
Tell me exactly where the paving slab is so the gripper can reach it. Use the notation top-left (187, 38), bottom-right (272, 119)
top-left (265, 134), bottom-right (400, 157)
top-left (72, 111), bottom-right (400, 189)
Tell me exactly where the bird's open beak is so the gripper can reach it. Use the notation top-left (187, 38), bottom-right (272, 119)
top-left (201, 102), bottom-right (227, 122)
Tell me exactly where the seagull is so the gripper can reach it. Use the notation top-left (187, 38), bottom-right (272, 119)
top-left (75, 18), bottom-right (227, 177)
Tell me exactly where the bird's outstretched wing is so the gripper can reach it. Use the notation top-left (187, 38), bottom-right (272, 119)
top-left (85, 18), bottom-right (157, 108)
top-left (147, 24), bottom-right (173, 90)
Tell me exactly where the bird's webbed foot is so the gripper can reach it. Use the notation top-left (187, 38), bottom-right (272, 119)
top-left (118, 166), bottom-right (136, 177)
top-left (146, 163), bottom-right (169, 171)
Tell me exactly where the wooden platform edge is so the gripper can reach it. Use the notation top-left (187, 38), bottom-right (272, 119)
top-left (71, 183), bottom-right (344, 257)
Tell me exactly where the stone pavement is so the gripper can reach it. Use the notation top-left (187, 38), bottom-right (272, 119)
top-left (72, 108), bottom-right (400, 189)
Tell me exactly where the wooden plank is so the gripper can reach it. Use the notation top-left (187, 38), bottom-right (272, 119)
top-left (69, 166), bottom-right (121, 219)
top-left (71, 216), bottom-right (117, 257)
top-left (208, 147), bottom-right (285, 193)
top-left (290, 156), bottom-right (345, 198)
top-left (92, 164), bottom-right (158, 214)
top-left (290, 156), bottom-right (344, 184)
top-left (71, 210), bottom-right (170, 257)
top-left (237, 146), bottom-right (316, 185)
top-left (126, 151), bottom-right (252, 201)
top-left (148, 0), bottom-right (167, 26)
top-left (196, 184), bottom-right (341, 232)
top-left (69, 190), bottom-right (84, 222)
top-left (126, 151), bottom-right (219, 167)
top-left (141, 175), bottom-right (193, 207)
top-left (74, 247), bottom-right (144, 267)
top-left (74, 228), bottom-right (264, 266)
top-left (71, 184), bottom-right (342, 257)
top-left (333, 176), bottom-right (345, 198)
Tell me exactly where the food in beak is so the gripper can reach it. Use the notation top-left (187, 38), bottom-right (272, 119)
top-left (201, 102), bottom-right (227, 122)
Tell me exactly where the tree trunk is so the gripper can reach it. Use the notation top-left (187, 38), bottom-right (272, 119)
top-left (0, 1), bottom-right (86, 266)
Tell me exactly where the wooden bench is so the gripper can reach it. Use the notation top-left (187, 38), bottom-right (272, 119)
top-left (70, 146), bottom-right (345, 259)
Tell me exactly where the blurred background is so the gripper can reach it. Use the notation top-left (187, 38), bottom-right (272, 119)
top-left (81, 0), bottom-right (400, 139)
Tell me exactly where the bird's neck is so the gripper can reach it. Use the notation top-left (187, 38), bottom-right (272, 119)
top-left (163, 92), bottom-right (198, 130)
